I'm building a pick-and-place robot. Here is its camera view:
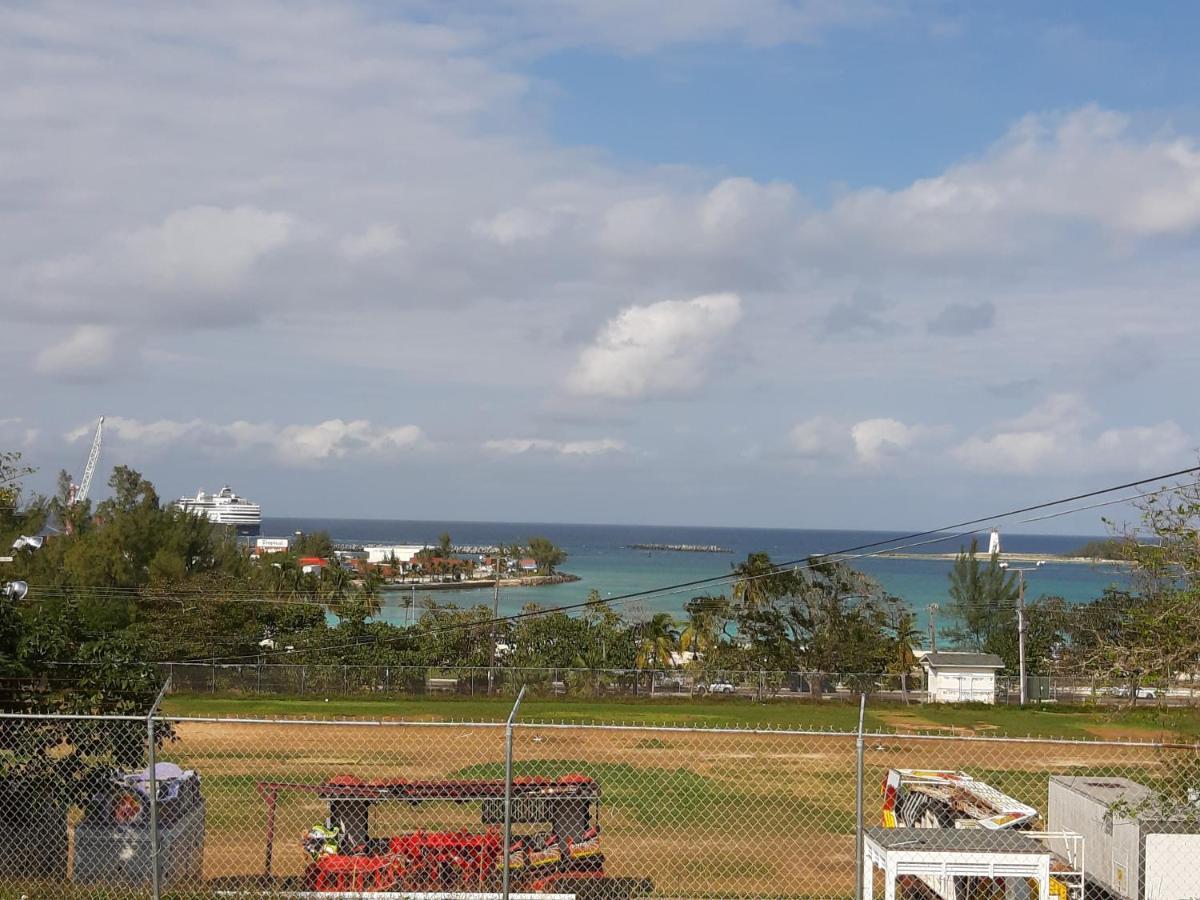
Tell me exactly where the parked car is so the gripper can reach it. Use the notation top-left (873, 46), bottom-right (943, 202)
top-left (1112, 686), bottom-right (1158, 699)
top-left (704, 681), bottom-right (735, 694)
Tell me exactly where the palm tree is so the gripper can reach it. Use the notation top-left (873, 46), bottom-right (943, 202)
top-left (680, 595), bottom-right (725, 660)
top-left (731, 553), bottom-right (778, 613)
top-left (636, 613), bottom-right (679, 694)
top-left (887, 602), bottom-right (921, 705)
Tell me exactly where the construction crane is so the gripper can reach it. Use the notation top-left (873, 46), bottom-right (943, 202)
top-left (68, 416), bottom-right (104, 507)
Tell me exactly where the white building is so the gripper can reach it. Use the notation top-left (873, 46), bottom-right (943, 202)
top-left (364, 544), bottom-right (428, 566)
top-left (921, 651), bottom-right (1005, 704)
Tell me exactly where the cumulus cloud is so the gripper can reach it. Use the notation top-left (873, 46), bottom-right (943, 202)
top-left (801, 106), bottom-right (1200, 264)
top-left (787, 416), bottom-right (850, 458)
top-left (851, 418), bottom-right (946, 466)
top-left (566, 293), bottom-right (742, 399)
top-left (951, 393), bottom-right (1190, 474)
top-left (597, 179), bottom-right (796, 265)
top-left (117, 206), bottom-right (294, 291)
top-left (69, 416), bottom-right (424, 467)
top-left (38, 206), bottom-right (293, 293)
top-left (788, 415), bottom-right (947, 466)
top-left (483, 437), bottom-right (627, 456)
top-left (34, 325), bottom-right (119, 379)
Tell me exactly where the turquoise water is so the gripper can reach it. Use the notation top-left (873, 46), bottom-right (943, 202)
top-left (265, 518), bottom-right (1127, 633)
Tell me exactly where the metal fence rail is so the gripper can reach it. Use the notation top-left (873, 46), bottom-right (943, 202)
top-left (0, 709), bottom-right (1197, 898)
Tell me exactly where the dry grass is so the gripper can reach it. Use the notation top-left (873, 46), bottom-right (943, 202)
top-left (141, 719), bottom-right (1177, 897)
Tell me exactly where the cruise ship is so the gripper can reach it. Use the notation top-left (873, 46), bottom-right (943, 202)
top-left (174, 486), bottom-right (262, 535)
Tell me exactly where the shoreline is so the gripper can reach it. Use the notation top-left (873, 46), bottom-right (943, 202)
top-left (379, 572), bottom-right (582, 592)
top-left (865, 552), bottom-right (1130, 566)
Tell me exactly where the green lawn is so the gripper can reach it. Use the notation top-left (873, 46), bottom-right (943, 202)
top-left (161, 692), bottom-right (1198, 740)
top-left (162, 693), bottom-right (878, 731)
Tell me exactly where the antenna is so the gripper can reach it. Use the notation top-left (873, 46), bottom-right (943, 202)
top-left (70, 416), bottom-right (104, 506)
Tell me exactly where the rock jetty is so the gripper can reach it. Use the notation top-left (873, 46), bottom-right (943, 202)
top-left (628, 543), bottom-right (732, 553)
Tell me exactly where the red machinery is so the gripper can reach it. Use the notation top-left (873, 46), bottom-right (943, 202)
top-left (256, 774), bottom-right (649, 897)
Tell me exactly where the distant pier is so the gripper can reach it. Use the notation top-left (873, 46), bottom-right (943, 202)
top-left (628, 543), bottom-right (733, 553)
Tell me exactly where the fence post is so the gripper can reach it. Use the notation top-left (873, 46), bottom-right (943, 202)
top-left (501, 684), bottom-right (527, 900)
top-left (147, 676), bottom-right (172, 900)
top-left (855, 691), bottom-right (866, 900)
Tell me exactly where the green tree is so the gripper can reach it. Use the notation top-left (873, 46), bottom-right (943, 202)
top-left (634, 613), bottom-right (679, 684)
top-left (679, 595), bottom-right (729, 661)
top-left (885, 599), bottom-right (921, 704)
top-left (437, 532), bottom-right (453, 556)
top-left (293, 530), bottom-right (335, 558)
top-left (731, 552), bottom-right (785, 612)
top-left (944, 538), bottom-right (1019, 651)
top-left (983, 596), bottom-right (1066, 676)
top-left (526, 536), bottom-right (567, 575)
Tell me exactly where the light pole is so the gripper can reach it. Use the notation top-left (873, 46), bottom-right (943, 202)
top-left (999, 560), bottom-right (1045, 705)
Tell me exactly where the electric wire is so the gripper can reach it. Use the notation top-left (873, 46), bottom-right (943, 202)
top-left (168, 468), bottom-right (1200, 665)
top-left (16, 467), bottom-right (1197, 668)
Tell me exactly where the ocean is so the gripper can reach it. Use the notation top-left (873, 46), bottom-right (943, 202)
top-left (263, 518), bottom-right (1127, 633)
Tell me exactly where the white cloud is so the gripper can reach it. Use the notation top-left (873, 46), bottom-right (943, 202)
top-left (851, 418), bottom-right (945, 466)
top-left (22, 206), bottom-right (294, 328)
top-left (69, 416), bottom-right (425, 467)
top-left (787, 415), bottom-right (947, 467)
top-left (483, 437), bottom-right (627, 456)
top-left (118, 205), bottom-right (294, 291)
top-left (34, 325), bottom-right (118, 379)
top-left (951, 393), bottom-right (1190, 474)
top-left (802, 107), bottom-right (1200, 264)
top-left (339, 224), bottom-right (406, 261)
top-left (596, 178), bottom-right (796, 263)
top-left (567, 293), bottom-right (743, 399)
top-left (787, 416), bottom-right (850, 457)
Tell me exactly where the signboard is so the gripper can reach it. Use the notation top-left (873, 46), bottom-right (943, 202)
top-left (255, 538), bottom-right (290, 553)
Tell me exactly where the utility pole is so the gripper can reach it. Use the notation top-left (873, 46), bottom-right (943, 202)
top-left (926, 603), bottom-right (938, 652)
top-left (1000, 561), bottom-right (1044, 705)
top-left (489, 550), bottom-right (501, 696)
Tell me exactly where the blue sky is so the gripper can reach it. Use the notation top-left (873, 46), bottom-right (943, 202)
top-left (2, 1), bottom-right (1198, 532)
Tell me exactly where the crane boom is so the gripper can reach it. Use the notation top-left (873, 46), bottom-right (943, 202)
top-left (72, 417), bottom-right (104, 506)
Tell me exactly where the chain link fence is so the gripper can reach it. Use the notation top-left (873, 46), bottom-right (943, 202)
top-left (0, 706), bottom-right (1197, 898)
top-left (156, 662), bottom-right (1200, 707)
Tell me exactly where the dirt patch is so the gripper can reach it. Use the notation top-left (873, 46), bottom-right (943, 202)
top-left (879, 712), bottom-right (975, 736)
top-left (151, 719), bottom-right (1175, 897)
top-left (1085, 723), bottom-right (1171, 741)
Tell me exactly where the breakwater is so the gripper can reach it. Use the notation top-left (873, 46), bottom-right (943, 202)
top-left (628, 543), bottom-right (732, 553)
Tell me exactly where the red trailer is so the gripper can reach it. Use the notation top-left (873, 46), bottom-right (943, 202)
top-left (256, 774), bottom-right (651, 898)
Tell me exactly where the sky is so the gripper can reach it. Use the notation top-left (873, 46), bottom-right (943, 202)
top-left (3, 1), bottom-right (1199, 532)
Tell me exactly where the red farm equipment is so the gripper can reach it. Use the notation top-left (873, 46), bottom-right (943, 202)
top-left (256, 773), bottom-right (652, 899)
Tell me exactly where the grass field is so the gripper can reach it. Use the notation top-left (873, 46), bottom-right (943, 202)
top-left (162, 692), bottom-right (1200, 741)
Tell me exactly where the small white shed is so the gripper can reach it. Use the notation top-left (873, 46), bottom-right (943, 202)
top-left (921, 651), bottom-right (1005, 704)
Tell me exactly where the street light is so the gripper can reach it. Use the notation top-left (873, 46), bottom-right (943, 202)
top-left (999, 560), bottom-right (1045, 705)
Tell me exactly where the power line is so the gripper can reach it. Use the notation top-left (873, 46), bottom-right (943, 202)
top-left (171, 467), bottom-right (1200, 665)
top-left (19, 473), bottom-right (1196, 609)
